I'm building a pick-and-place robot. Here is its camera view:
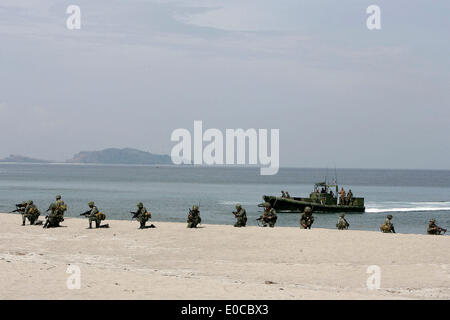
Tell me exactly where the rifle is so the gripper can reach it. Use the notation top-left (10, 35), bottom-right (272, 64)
top-left (10, 203), bottom-right (26, 213)
top-left (130, 211), bottom-right (138, 220)
top-left (80, 210), bottom-right (91, 217)
top-left (437, 226), bottom-right (447, 234)
top-left (256, 216), bottom-right (263, 227)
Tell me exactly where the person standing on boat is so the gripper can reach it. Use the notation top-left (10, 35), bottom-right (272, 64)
top-left (336, 213), bottom-right (349, 230)
top-left (233, 204), bottom-right (247, 227)
top-left (339, 188), bottom-right (346, 205)
top-left (281, 191), bottom-right (286, 198)
top-left (380, 214), bottom-right (396, 233)
top-left (300, 207), bottom-right (314, 229)
top-left (285, 191), bottom-right (291, 199)
top-left (347, 190), bottom-right (354, 205)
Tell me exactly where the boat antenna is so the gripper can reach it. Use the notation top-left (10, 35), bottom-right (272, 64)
top-left (334, 165), bottom-right (338, 194)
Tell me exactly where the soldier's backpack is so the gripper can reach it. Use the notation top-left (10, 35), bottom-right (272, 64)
top-left (28, 207), bottom-right (40, 216)
top-left (57, 202), bottom-right (67, 214)
top-left (380, 224), bottom-right (390, 232)
top-left (96, 212), bottom-right (106, 220)
top-left (145, 211), bottom-right (151, 218)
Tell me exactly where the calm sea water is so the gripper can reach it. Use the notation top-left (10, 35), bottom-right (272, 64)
top-left (0, 164), bottom-right (449, 235)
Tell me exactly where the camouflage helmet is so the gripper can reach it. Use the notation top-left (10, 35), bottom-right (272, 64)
top-left (235, 203), bottom-right (242, 209)
top-left (304, 207), bottom-right (312, 213)
top-left (430, 218), bottom-right (436, 223)
top-left (50, 203), bottom-right (57, 210)
top-left (192, 205), bottom-right (199, 211)
top-left (28, 200), bottom-right (33, 205)
top-left (88, 201), bottom-right (94, 207)
top-left (264, 202), bottom-right (271, 208)
top-left (387, 214), bottom-right (393, 219)
top-left (137, 202), bottom-right (143, 208)
top-left (21, 201), bottom-right (27, 206)
top-left (339, 213), bottom-right (345, 217)
top-left (56, 195), bottom-right (61, 200)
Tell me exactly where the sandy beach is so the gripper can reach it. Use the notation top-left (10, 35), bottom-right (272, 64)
top-left (0, 212), bottom-right (449, 300)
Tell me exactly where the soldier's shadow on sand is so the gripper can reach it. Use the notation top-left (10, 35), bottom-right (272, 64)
top-left (139, 224), bottom-right (157, 229)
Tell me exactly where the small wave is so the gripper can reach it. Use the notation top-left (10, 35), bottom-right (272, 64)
top-left (218, 200), bottom-right (259, 206)
top-left (366, 207), bottom-right (450, 213)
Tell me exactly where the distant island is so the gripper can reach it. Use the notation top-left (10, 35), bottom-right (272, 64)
top-left (67, 148), bottom-right (172, 165)
top-left (0, 148), bottom-right (172, 165)
top-left (0, 155), bottom-right (51, 163)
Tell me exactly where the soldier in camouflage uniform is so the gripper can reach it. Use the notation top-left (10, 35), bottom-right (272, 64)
top-left (427, 218), bottom-right (447, 235)
top-left (336, 213), bottom-right (349, 230)
top-left (233, 203), bottom-right (247, 227)
top-left (43, 203), bottom-right (61, 228)
top-left (87, 201), bottom-right (100, 229)
top-left (300, 206), bottom-right (314, 229)
top-left (24, 200), bottom-right (41, 225)
top-left (55, 195), bottom-right (67, 221)
top-left (187, 205), bottom-right (201, 228)
top-left (47, 195), bottom-right (66, 222)
top-left (134, 202), bottom-right (151, 229)
top-left (55, 194), bottom-right (63, 205)
top-left (380, 214), bottom-right (395, 233)
top-left (347, 190), bottom-right (353, 205)
top-left (259, 202), bottom-right (277, 227)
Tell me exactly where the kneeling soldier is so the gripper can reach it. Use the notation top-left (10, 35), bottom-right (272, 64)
top-left (81, 201), bottom-right (107, 229)
top-left (24, 200), bottom-right (41, 225)
top-left (380, 214), bottom-right (395, 233)
top-left (187, 205), bottom-right (201, 228)
top-left (233, 203), bottom-right (247, 227)
top-left (259, 202), bottom-right (277, 227)
top-left (132, 202), bottom-right (152, 229)
top-left (336, 213), bottom-right (349, 230)
top-left (300, 206), bottom-right (314, 229)
top-left (427, 218), bottom-right (447, 235)
top-left (87, 201), bottom-right (101, 229)
top-left (43, 203), bottom-right (61, 228)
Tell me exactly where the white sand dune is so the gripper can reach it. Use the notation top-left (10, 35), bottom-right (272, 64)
top-left (0, 213), bottom-right (449, 300)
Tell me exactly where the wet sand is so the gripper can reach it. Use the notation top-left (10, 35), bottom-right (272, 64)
top-left (0, 213), bottom-right (449, 299)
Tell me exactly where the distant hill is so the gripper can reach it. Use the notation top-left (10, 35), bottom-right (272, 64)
top-left (0, 154), bottom-right (51, 163)
top-left (66, 148), bottom-right (172, 165)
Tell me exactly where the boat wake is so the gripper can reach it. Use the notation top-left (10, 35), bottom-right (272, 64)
top-left (366, 201), bottom-right (450, 213)
top-left (218, 200), bottom-right (260, 206)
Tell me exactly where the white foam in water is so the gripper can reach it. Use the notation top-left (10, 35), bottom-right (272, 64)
top-left (218, 200), bottom-right (260, 206)
top-left (366, 201), bottom-right (450, 213)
